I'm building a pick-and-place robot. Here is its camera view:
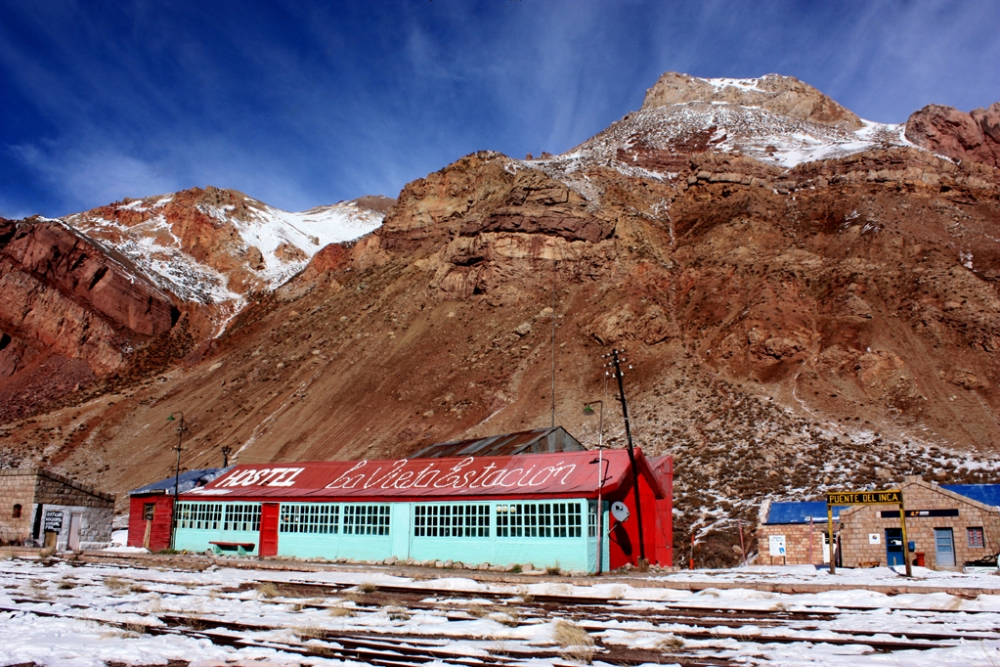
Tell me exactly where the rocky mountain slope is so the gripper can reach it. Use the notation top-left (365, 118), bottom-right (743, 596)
top-left (0, 191), bottom-right (388, 424)
top-left (2, 73), bottom-right (999, 565)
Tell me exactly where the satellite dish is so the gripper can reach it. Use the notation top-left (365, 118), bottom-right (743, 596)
top-left (611, 501), bottom-right (630, 523)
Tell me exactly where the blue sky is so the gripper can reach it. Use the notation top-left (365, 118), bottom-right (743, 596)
top-left (1, 0), bottom-right (998, 219)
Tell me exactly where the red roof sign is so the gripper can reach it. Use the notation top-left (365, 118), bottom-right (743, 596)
top-left (184, 449), bottom-right (665, 502)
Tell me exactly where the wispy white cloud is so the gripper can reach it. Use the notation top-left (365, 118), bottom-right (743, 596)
top-left (0, 0), bottom-right (997, 219)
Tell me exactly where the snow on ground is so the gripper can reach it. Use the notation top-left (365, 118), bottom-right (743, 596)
top-left (2, 557), bottom-right (1000, 667)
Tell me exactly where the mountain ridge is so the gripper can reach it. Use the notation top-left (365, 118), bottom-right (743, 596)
top-left (1, 72), bottom-right (999, 565)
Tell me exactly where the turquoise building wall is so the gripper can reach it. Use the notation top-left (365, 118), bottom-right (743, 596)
top-left (173, 498), bottom-right (610, 572)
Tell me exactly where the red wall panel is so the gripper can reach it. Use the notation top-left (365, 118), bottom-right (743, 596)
top-left (127, 495), bottom-right (174, 552)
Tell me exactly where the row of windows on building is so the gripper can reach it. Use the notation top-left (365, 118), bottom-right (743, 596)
top-left (175, 501), bottom-right (595, 538)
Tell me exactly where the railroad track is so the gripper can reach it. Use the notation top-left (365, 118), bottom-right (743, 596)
top-left (4, 558), bottom-right (1000, 666)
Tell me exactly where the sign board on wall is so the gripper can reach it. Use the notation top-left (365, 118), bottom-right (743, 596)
top-left (43, 511), bottom-right (63, 533)
top-left (768, 535), bottom-right (786, 557)
top-left (869, 533), bottom-right (881, 544)
top-left (827, 490), bottom-right (901, 505)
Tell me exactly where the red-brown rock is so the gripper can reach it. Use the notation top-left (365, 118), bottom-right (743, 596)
top-left (0, 218), bottom-right (179, 412)
top-left (905, 102), bottom-right (1000, 168)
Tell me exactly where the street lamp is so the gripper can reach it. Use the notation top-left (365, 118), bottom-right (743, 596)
top-left (166, 412), bottom-right (187, 550)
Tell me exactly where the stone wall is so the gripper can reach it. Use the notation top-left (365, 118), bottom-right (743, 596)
top-left (33, 504), bottom-right (115, 550)
top-left (757, 522), bottom-right (834, 566)
top-left (0, 469), bottom-right (38, 544)
top-left (1, 468), bottom-right (114, 547)
top-left (33, 469), bottom-right (115, 508)
top-left (840, 478), bottom-right (1000, 570)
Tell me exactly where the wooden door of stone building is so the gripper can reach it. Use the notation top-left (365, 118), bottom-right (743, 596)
top-left (934, 527), bottom-right (955, 567)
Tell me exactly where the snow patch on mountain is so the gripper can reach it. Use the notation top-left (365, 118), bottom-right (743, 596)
top-left (65, 196), bottom-right (383, 306)
top-left (219, 199), bottom-right (383, 288)
top-left (528, 100), bottom-right (916, 201)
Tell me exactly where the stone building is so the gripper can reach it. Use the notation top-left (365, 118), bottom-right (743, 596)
top-left (0, 468), bottom-right (114, 550)
top-left (757, 500), bottom-right (846, 566)
top-left (838, 477), bottom-right (1000, 570)
top-left (757, 477), bottom-right (1000, 571)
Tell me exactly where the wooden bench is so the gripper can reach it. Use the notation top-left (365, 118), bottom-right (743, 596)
top-left (208, 541), bottom-right (255, 556)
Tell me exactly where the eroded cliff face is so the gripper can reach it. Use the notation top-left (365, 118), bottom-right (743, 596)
top-left (0, 218), bottom-right (180, 421)
top-left (906, 102), bottom-right (1000, 169)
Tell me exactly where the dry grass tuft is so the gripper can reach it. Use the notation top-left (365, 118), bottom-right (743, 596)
top-left (293, 625), bottom-right (328, 640)
top-left (357, 582), bottom-right (378, 593)
top-left (656, 635), bottom-right (685, 652)
top-left (383, 605), bottom-right (411, 621)
top-left (257, 582), bottom-right (281, 599)
top-left (564, 646), bottom-right (595, 664)
top-left (466, 604), bottom-right (491, 618)
top-left (104, 576), bottom-right (129, 591)
top-left (553, 620), bottom-right (594, 648)
top-left (328, 606), bottom-right (355, 617)
top-left (554, 621), bottom-right (595, 665)
top-left (490, 609), bottom-right (521, 628)
top-left (122, 622), bottom-right (148, 635)
top-left (38, 547), bottom-right (56, 559)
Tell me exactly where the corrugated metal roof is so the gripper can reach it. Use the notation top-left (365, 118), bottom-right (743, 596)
top-left (410, 427), bottom-right (585, 459)
top-left (129, 468), bottom-right (226, 496)
top-left (942, 484), bottom-right (1000, 509)
top-left (764, 501), bottom-right (848, 524)
top-left (184, 449), bottom-right (664, 501)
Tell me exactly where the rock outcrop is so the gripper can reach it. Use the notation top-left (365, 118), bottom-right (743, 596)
top-left (0, 218), bottom-right (181, 420)
top-left (641, 72), bottom-right (863, 129)
top-left (905, 102), bottom-right (1000, 168)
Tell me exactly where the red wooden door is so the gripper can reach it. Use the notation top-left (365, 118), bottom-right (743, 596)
top-left (259, 503), bottom-right (279, 557)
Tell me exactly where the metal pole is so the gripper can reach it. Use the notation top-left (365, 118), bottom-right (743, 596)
top-left (808, 517), bottom-right (814, 566)
top-left (827, 504), bottom-right (836, 575)
top-left (168, 412), bottom-right (186, 550)
top-left (609, 349), bottom-right (646, 565)
top-left (584, 400), bottom-right (606, 574)
top-left (738, 518), bottom-right (747, 567)
top-left (899, 492), bottom-right (913, 577)
top-left (550, 259), bottom-right (556, 428)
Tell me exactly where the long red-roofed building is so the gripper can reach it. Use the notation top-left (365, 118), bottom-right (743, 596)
top-left (171, 447), bottom-right (672, 572)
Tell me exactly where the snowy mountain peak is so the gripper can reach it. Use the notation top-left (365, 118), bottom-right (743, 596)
top-left (642, 72), bottom-right (863, 130)
top-left (64, 187), bottom-right (387, 312)
top-left (527, 72), bottom-right (916, 195)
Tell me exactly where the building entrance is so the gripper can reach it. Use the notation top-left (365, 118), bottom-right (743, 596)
top-left (259, 503), bottom-right (279, 557)
top-left (934, 527), bottom-right (955, 567)
top-left (885, 528), bottom-right (904, 566)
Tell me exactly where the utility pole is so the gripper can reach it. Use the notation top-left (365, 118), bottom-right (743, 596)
top-left (604, 349), bottom-right (647, 566)
top-left (167, 412), bottom-right (187, 550)
top-left (550, 259), bottom-right (557, 428)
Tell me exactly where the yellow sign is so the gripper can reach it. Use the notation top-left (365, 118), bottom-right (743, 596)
top-left (827, 489), bottom-right (902, 506)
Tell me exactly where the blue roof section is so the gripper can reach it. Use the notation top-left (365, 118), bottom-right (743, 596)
top-left (942, 484), bottom-right (1000, 509)
top-left (129, 468), bottom-right (226, 496)
top-left (765, 501), bottom-right (848, 524)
